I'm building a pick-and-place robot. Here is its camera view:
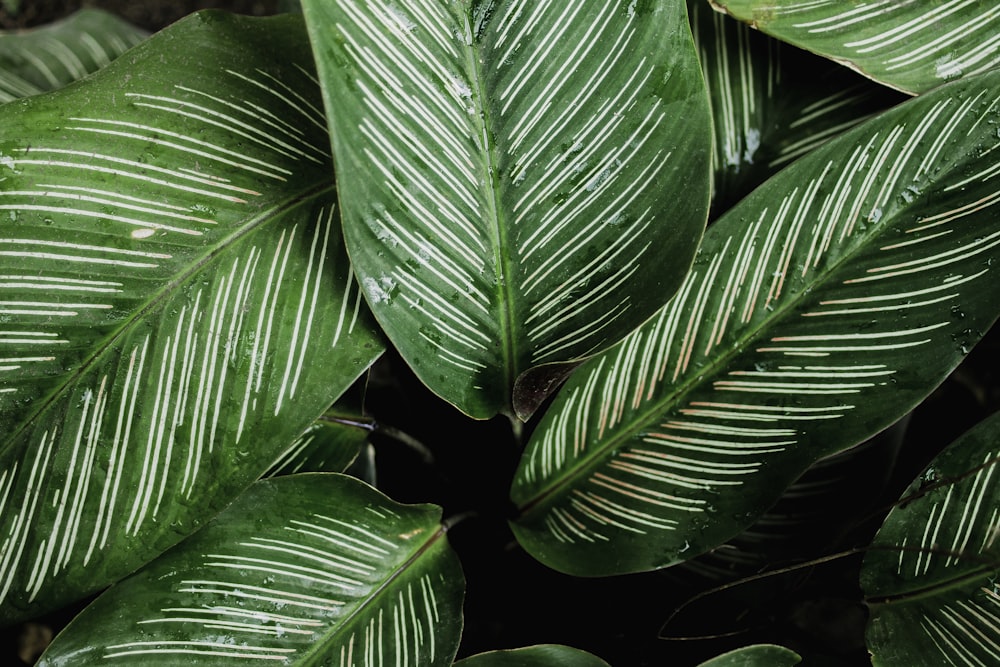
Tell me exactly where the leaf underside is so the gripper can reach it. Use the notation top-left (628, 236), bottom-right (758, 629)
top-left (37, 474), bottom-right (464, 666)
top-left (304, 0), bottom-right (711, 419)
top-left (862, 411), bottom-right (1000, 666)
top-left (511, 68), bottom-right (1000, 576)
top-left (0, 12), bottom-right (382, 623)
top-left (455, 644), bottom-right (611, 667)
top-left (710, 0), bottom-right (1000, 94)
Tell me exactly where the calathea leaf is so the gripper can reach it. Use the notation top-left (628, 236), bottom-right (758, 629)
top-left (263, 411), bottom-right (374, 478)
top-left (688, 0), bottom-right (904, 216)
top-left (302, 0), bottom-right (712, 419)
top-left (36, 474), bottom-right (464, 666)
top-left (0, 8), bottom-right (146, 103)
top-left (696, 644), bottom-right (800, 666)
top-left (862, 411), bottom-right (1000, 666)
top-left (511, 68), bottom-right (1000, 575)
top-left (709, 0), bottom-right (1000, 95)
top-left (454, 644), bottom-right (611, 666)
top-left (0, 12), bottom-right (383, 623)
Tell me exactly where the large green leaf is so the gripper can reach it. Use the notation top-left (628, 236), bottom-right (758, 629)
top-left (862, 411), bottom-right (1000, 666)
top-left (511, 68), bottom-right (1000, 575)
top-left (0, 12), bottom-right (383, 623)
top-left (0, 9), bottom-right (146, 103)
top-left (689, 0), bottom-right (904, 215)
top-left (455, 644), bottom-right (610, 666)
top-left (302, 0), bottom-right (711, 419)
top-left (709, 0), bottom-right (1000, 94)
top-left (37, 473), bottom-right (464, 665)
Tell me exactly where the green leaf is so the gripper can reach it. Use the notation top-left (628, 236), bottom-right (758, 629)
top-left (302, 0), bottom-right (711, 419)
top-left (696, 644), bottom-right (800, 666)
top-left (689, 0), bottom-right (904, 215)
top-left (454, 644), bottom-right (610, 666)
top-left (263, 413), bottom-right (373, 477)
top-left (0, 9), bottom-right (146, 103)
top-left (862, 411), bottom-right (1000, 666)
top-left (710, 0), bottom-right (1000, 94)
top-left (511, 68), bottom-right (1000, 575)
top-left (0, 11), bottom-right (383, 623)
top-left (37, 473), bottom-right (464, 665)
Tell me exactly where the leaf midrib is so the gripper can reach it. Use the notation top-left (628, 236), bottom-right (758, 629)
top-left (302, 522), bottom-right (450, 665)
top-left (514, 123), bottom-right (966, 516)
top-left (0, 179), bottom-right (336, 455)
top-left (466, 15), bottom-right (519, 419)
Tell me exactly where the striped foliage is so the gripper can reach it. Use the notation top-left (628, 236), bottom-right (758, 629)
top-left (710, 0), bottom-right (1000, 94)
top-left (510, 68), bottom-right (1000, 575)
top-left (36, 474), bottom-right (464, 666)
top-left (0, 13), bottom-right (383, 623)
top-left (302, 0), bottom-right (712, 419)
top-left (697, 645), bottom-right (801, 667)
top-left (863, 411), bottom-right (1000, 666)
top-left (0, 9), bottom-right (146, 103)
top-left (455, 645), bottom-right (611, 667)
top-left (689, 0), bottom-right (904, 215)
top-left (263, 414), bottom-right (371, 478)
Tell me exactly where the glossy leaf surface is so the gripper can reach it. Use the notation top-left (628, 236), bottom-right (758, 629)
top-left (0, 12), bottom-right (383, 622)
top-left (863, 411), bottom-right (1000, 666)
top-left (697, 644), bottom-right (800, 666)
top-left (0, 8), bottom-right (145, 102)
top-left (37, 474), bottom-right (464, 665)
top-left (455, 644), bottom-right (610, 666)
top-left (710, 0), bottom-right (1000, 94)
top-left (512, 69), bottom-right (1000, 575)
top-left (303, 0), bottom-right (711, 419)
top-left (264, 412), bottom-right (373, 477)
top-left (689, 0), bottom-right (904, 215)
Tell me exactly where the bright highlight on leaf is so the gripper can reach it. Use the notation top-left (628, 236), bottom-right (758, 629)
top-left (0, 12), bottom-right (383, 623)
top-left (511, 67), bottom-right (1000, 576)
top-left (303, 0), bottom-right (712, 419)
top-left (863, 411), bottom-right (1000, 667)
top-left (36, 474), bottom-right (465, 666)
top-left (710, 0), bottom-right (1000, 94)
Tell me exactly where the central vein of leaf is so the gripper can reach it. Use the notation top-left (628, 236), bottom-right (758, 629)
top-left (466, 32), bottom-right (518, 418)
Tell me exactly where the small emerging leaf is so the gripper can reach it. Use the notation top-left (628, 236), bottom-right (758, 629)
top-left (38, 474), bottom-right (465, 666)
top-left (863, 411), bottom-right (1000, 666)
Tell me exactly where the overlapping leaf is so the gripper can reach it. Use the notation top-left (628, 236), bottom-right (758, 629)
top-left (0, 12), bottom-right (383, 622)
top-left (264, 412), bottom-right (373, 477)
top-left (689, 0), bottom-right (904, 215)
top-left (862, 411), bottom-right (1000, 666)
top-left (697, 644), bottom-right (800, 666)
top-left (511, 68), bottom-right (1000, 575)
top-left (709, 0), bottom-right (1000, 94)
top-left (0, 8), bottom-right (146, 103)
top-left (37, 474), bottom-right (464, 665)
top-left (455, 644), bottom-right (610, 666)
top-left (302, 0), bottom-right (711, 419)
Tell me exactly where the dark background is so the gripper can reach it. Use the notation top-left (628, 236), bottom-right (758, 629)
top-left (2, 2), bottom-right (999, 666)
